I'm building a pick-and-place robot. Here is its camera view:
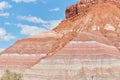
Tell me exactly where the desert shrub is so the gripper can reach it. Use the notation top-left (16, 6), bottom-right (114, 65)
top-left (0, 70), bottom-right (22, 80)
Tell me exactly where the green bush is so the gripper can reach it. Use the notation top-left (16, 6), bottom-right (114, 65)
top-left (0, 70), bottom-right (22, 80)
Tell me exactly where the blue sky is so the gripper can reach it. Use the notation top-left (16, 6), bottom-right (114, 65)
top-left (0, 0), bottom-right (79, 51)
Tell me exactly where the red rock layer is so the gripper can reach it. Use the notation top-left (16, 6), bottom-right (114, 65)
top-left (2, 31), bottom-right (63, 55)
top-left (0, 0), bottom-right (120, 80)
top-left (0, 55), bottom-right (41, 72)
top-left (65, 0), bottom-right (120, 19)
top-left (54, 2), bottom-right (120, 52)
top-left (24, 40), bottom-right (120, 80)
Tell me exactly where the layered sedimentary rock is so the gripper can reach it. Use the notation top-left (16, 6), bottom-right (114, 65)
top-left (65, 0), bottom-right (120, 19)
top-left (0, 31), bottom-right (63, 73)
top-left (55, 0), bottom-right (120, 50)
top-left (24, 34), bottom-right (120, 80)
top-left (1, 0), bottom-right (120, 80)
top-left (3, 31), bottom-right (62, 54)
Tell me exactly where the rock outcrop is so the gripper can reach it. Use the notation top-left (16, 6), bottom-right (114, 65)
top-left (65, 0), bottom-right (120, 19)
top-left (24, 35), bottom-right (120, 80)
top-left (1, 0), bottom-right (120, 80)
top-left (2, 31), bottom-right (62, 54)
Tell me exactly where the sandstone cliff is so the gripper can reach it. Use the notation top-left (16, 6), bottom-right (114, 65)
top-left (1, 0), bottom-right (120, 80)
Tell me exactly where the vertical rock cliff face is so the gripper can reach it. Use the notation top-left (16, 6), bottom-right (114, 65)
top-left (1, 0), bottom-right (120, 80)
top-left (65, 0), bottom-right (120, 19)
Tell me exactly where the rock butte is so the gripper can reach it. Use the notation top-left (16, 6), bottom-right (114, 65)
top-left (1, 0), bottom-right (120, 80)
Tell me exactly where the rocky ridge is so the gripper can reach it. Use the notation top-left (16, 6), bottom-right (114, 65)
top-left (1, 0), bottom-right (120, 80)
top-left (65, 0), bottom-right (120, 19)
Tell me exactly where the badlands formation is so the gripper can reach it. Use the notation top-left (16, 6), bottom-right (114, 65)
top-left (1, 0), bottom-right (120, 80)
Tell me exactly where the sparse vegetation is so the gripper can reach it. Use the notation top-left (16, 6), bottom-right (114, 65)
top-left (0, 70), bottom-right (22, 80)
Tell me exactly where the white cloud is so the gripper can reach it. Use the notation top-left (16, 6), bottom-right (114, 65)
top-left (4, 22), bottom-right (11, 25)
top-left (0, 12), bottom-right (9, 17)
top-left (0, 1), bottom-right (12, 10)
top-left (49, 7), bottom-right (60, 12)
top-left (17, 24), bottom-right (47, 36)
top-left (0, 1), bottom-right (11, 17)
top-left (40, 0), bottom-right (47, 4)
top-left (0, 48), bottom-right (5, 52)
top-left (0, 28), bottom-right (15, 41)
top-left (18, 15), bottom-right (61, 29)
top-left (12, 0), bottom-right (37, 3)
top-left (18, 15), bottom-right (46, 24)
top-left (43, 20), bottom-right (61, 29)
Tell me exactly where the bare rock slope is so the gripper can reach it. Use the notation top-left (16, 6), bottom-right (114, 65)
top-left (1, 0), bottom-right (120, 80)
